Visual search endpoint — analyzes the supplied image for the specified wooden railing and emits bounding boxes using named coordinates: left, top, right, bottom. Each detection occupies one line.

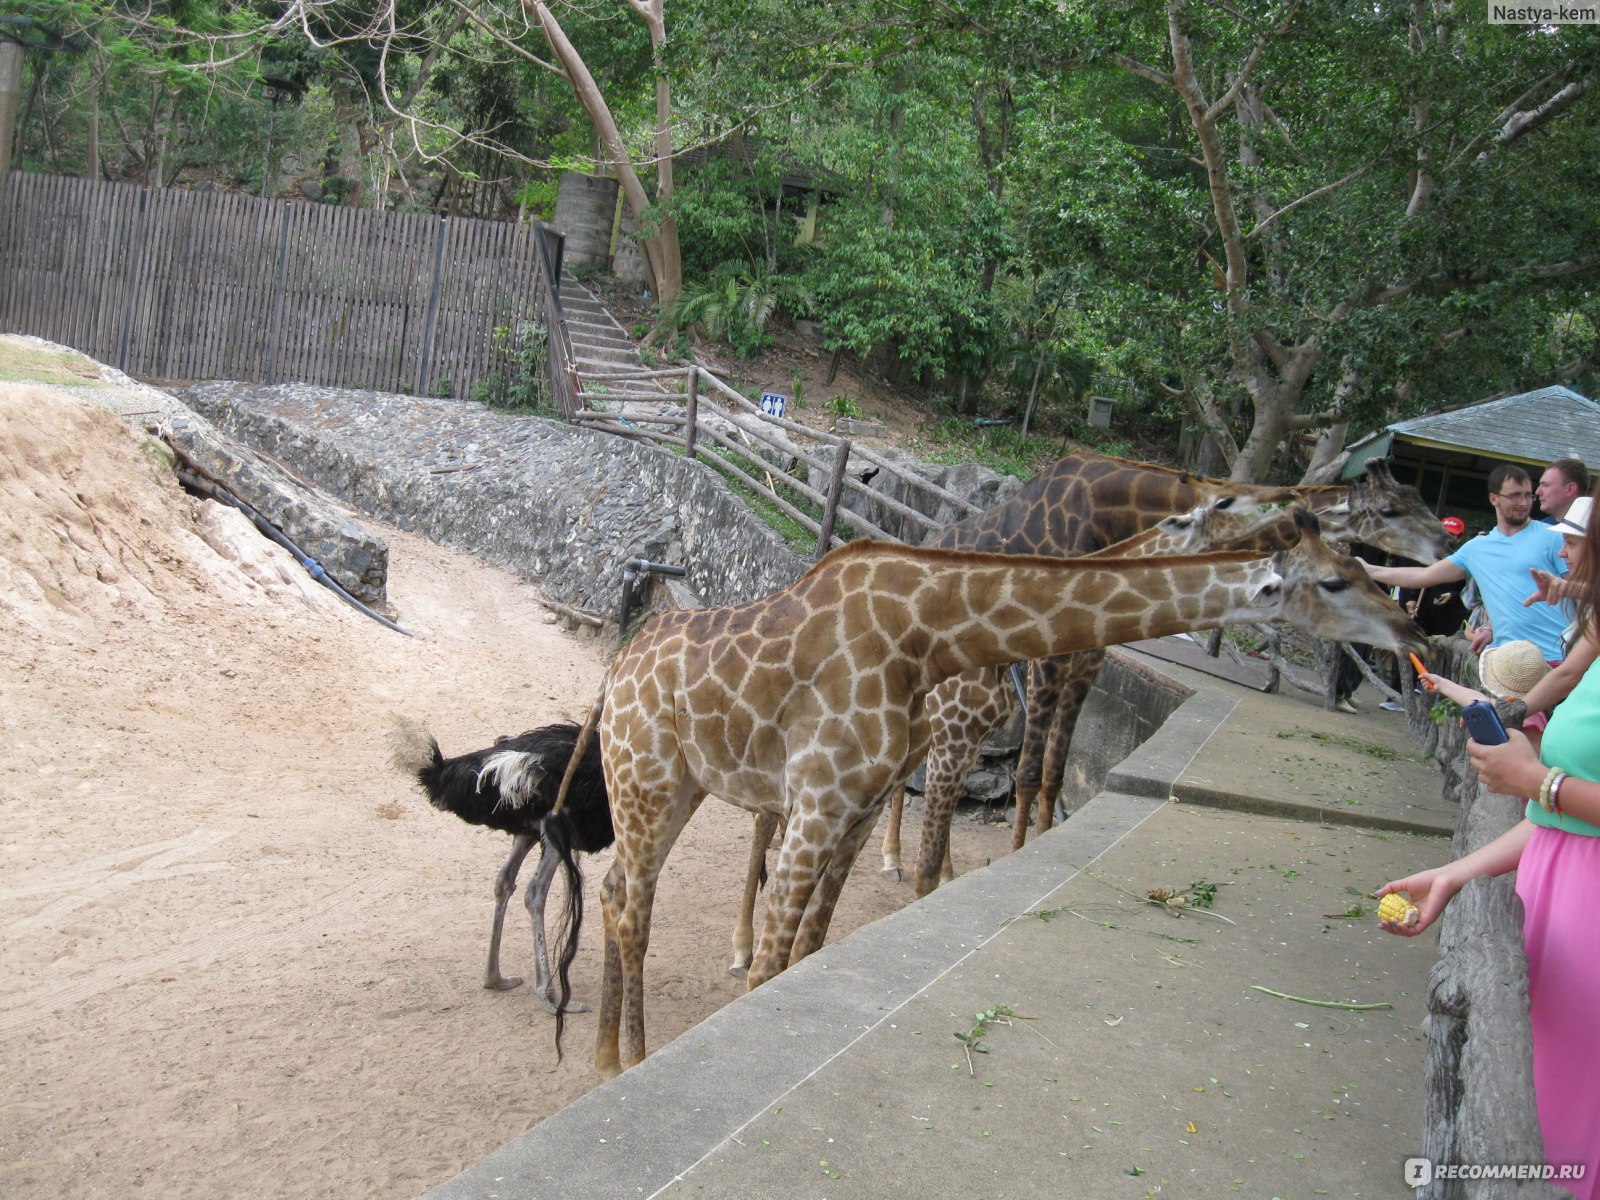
left=569, top=364, right=987, bottom=556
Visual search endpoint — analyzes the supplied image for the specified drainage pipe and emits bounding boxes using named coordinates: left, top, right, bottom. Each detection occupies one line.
left=174, top=467, right=413, bottom=637
left=618, top=557, right=687, bottom=633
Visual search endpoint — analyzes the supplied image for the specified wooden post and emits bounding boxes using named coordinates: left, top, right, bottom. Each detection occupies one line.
left=816, top=439, right=852, bottom=559
left=415, top=215, right=448, bottom=396
left=684, top=367, right=699, bottom=459
left=1205, top=627, right=1224, bottom=658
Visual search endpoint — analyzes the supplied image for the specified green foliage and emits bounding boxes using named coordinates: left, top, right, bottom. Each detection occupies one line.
left=826, top=394, right=862, bottom=420
left=661, top=266, right=814, bottom=359
left=475, top=321, right=553, bottom=413
left=954, top=1003, right=1016, bottom=1075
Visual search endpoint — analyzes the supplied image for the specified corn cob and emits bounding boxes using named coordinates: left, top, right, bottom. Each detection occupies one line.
left=1378, top=892, right=1420, bottom=926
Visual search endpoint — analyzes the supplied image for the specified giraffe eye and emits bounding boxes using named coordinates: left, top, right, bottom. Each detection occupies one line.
left=1215, top=495, right=1236, bottom=509
left=1320, top=578, right=1350, bottom=593
left=1381, top=508, right=1400, bottom=518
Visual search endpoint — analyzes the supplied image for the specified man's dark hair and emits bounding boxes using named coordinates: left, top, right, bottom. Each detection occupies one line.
left=1549, top=457, right=1589, bottom=492
left=1488, top=463, right=1531, bottom=494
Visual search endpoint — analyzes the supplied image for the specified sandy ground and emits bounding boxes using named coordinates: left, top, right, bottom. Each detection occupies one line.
left=0, top=382, right=1012, bottom=1199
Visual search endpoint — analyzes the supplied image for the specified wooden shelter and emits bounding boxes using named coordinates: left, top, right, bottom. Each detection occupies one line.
left=1341, top=384, right=1600, bottom=530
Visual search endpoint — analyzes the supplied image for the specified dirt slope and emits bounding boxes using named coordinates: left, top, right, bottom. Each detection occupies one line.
left=0, top=381, right=1010, bottom=1199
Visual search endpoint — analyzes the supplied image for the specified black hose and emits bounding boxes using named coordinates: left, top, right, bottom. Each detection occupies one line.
left=173, top=467, right=413, bottom=637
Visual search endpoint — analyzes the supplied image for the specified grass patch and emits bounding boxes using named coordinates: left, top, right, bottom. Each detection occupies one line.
left=0, top=338, right=106, bottom=387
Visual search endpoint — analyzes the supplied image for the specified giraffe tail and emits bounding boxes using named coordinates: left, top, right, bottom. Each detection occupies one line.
left=548, top=675, right=609, bottom=1064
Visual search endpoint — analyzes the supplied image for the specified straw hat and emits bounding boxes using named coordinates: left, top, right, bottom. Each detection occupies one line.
left=1478, top=640, right=1551, bottom=699
left=1554, top=496, right=1592, bottom=538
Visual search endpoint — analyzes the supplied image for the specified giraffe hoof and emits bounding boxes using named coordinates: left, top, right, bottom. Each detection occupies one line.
left=727, top=962, right=749, bottom=980
left=880, top=865, right=903, bottom=882
left=484, top=975, right=524, bottom=992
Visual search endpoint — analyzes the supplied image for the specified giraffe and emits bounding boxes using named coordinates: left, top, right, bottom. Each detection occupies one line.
left=869, top=452, right=1447, bottom=892
left=745, top=483, right=1299, bottom=966
left=544, top=510, right=1428, bottom=1077
left=875, top=491, right=1306, bottom=896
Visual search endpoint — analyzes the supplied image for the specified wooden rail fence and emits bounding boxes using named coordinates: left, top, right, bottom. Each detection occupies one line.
left=570, top=363, right=988, bottom=556
left=0, top=170, right=570, bottom=406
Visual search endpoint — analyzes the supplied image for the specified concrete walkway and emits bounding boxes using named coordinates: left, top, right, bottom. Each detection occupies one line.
left=425, top=656, right=1451, bottom=1200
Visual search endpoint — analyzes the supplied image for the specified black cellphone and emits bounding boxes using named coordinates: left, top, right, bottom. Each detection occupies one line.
left=1461, top=700, right=1509, bottom=746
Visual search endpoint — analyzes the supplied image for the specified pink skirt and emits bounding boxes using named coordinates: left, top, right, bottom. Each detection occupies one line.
left=1516, top=824, right=1600, bottom=1196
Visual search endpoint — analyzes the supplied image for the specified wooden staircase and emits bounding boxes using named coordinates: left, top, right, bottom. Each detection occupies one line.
left=556, top=274, right=677, bottom=409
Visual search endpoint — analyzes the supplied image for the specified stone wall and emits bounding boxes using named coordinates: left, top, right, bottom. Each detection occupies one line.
left=178, top=382, right=807, bottom=622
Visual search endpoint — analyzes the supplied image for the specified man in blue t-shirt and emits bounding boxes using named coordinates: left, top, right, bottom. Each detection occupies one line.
left=1363, top=464, right=1569, bottom=662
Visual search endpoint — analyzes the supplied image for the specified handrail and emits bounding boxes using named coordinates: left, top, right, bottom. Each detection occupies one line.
left=569, top=358, right=994, bottom=553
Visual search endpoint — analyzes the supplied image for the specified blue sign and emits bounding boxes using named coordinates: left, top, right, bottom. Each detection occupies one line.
left=759, top=392, right=787, bottom=419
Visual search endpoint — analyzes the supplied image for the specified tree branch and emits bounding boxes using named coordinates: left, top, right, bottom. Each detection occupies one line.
left=445, top=0, right=564, bottom=77
left=1496, top=74, right=1592, bottom=151
left=1112, top=53, right=1173, bottom=89
left=1244, top=162, right=1374, bottom=242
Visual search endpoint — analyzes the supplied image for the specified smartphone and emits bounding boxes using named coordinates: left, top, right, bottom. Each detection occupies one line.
left=1461, top=700, right=1509, bottom=745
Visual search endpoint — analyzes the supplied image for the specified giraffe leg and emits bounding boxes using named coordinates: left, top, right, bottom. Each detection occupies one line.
left=748, top=808, right=851, bottom=989
left=1032, top=660, right=1099, bottom=837
left=914, top=731, right=989, bottom=898
left=731, top=811, right=781, bottom=978
left=594, top=859, right=625, bottom=1079
left=484, top=833, right=537, bottom=991
left=1012, top=658, right=1069, bottom=851
left=878, top=783, right=906, bottom=881
left=915, top=668, right=1014, bottom=896
left=791, top=807, right=882, bottom=963
left=609, top=778, right=705, bottom=1073
left=527, top=838, right=590, bottom=1014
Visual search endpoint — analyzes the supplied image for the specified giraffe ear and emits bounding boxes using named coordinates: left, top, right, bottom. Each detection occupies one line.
left=1291, top=506, right=1322, bottom=539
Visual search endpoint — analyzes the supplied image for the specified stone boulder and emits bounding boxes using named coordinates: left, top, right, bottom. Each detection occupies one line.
left=163, top=410, right=389, bottom=608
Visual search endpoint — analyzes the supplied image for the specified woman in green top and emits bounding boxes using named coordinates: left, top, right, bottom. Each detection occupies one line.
left=1379, top=489, right=1599, bottom=1191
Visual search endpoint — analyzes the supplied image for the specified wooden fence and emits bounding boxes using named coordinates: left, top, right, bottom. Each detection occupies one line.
left=569, top=363, right=988, bottom=556
left=0, top=170, right=570, bottom=406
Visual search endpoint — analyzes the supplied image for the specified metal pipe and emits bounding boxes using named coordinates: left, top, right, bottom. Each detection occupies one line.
left=617, top=557, right=687, bottom=633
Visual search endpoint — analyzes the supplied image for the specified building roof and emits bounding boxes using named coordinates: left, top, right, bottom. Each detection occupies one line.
left=1386, top=384, right=1600, bottom=467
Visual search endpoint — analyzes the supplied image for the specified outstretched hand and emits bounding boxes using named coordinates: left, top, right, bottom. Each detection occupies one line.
left=1375, top=870, right=1459, bottom=937
left=1423, top=672, right=1486, bottom=708
left=1524, top=567, right=1565, bottom=607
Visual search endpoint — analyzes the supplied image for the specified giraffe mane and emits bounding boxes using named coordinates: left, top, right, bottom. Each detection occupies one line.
left=804, top=537, right=1282, bottom=578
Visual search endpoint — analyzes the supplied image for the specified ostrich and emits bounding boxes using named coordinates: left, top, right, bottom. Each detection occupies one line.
left=390, top=717, right=611, bottom=1015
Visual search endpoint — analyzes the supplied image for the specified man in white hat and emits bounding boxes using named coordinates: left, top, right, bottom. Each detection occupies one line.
left=1363, top=463, right=1568, bottom=662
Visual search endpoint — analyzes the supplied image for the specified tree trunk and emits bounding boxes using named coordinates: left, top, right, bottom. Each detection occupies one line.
left=329, top=79, right=368, bottom=208
left=86, top=62, right=101, bottom=181
left=0, top=39, right=23, bottom=179
left=525, top=0, right=682, bottom=303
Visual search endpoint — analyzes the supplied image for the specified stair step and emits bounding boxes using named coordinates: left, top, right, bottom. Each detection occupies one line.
left=566, top=323, right=635, bottom=345
left=574, top=350, right=650, bottom=369
left=566, top=318, right=630, bottom=339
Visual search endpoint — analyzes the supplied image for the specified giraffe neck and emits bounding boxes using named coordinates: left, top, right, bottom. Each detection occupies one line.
left=816, top=543, right=1275, bottom=685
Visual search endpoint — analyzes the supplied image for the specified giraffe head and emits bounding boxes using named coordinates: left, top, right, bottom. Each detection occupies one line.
left=1142, top=491, right=1304, bottom=554
left=1314, top=460, right=1449, bottom=563
left=1256, top=508, right=1429, bottom=652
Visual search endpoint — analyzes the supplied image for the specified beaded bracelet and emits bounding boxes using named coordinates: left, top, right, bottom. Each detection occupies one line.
left=1538, top=766, right=1566, bottom=814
